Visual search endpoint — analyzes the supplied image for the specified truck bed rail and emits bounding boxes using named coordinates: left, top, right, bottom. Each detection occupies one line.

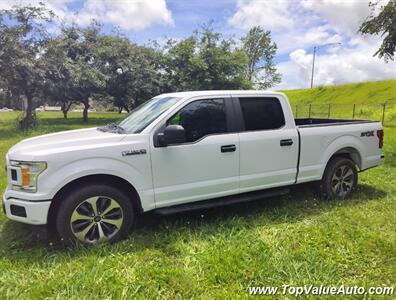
left=296, top=118, right=379, bottom=128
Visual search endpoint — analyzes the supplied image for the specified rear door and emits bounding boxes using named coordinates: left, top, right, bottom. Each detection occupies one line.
left=235, top=96, right=299, bottom=192
left=150, top=96, right=240, bottom=207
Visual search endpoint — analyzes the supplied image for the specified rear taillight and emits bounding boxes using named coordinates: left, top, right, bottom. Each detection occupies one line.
left=377, top=129, right=384, bottom=148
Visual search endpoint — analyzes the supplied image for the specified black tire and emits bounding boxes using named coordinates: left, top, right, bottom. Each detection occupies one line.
left=317, top=157, right=358, bottom=200
left=56, top=184, right=134, bottom=245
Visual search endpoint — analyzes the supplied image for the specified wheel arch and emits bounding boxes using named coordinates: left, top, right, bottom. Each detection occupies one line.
left=322, top=146, right=362, bottom=180
left=328, top=147, right=362, bottom=169
left=47, top=174, right=143, bottom=230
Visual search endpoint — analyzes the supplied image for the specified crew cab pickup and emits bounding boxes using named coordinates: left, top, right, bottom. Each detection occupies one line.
left=3, top=91, right=384, bottom=245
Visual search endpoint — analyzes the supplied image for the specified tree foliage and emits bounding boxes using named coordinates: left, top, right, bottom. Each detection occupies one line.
left=97, top=35, right=162, bottom=113
left=0, top=3, right=54, bottom=129
left=163, top=24, right=251, bottom=91
left=46, top=24, right=107, bottom=122
left=0, top=4, right=282, bottom=128
left=241, top=26, right=281, bottom=89
left=359, top=0, right=396, bottom=62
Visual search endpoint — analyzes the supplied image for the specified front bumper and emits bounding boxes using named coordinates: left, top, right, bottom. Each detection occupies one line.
left=2, top=193, right=51, bottom=225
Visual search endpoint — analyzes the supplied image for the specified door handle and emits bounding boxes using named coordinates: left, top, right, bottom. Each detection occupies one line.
left=221, top=144, right=236, bottom=152
left=280, top=139, right=293, bottom=146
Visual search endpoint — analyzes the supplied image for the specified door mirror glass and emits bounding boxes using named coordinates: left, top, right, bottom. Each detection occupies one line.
left=158, top=125, right=186, bottom=146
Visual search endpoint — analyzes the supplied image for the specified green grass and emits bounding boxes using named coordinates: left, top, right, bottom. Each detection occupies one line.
left=282, top=79, right=396, bottom=105
left=0, top=99, right=396, bottom=298
left=282, top=79, right=396, bottom=123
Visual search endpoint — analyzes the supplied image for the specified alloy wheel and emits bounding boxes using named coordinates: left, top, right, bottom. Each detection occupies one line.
left=70, top=196, right=123, bottom=243
left=331, top=165, right=354, bottom=197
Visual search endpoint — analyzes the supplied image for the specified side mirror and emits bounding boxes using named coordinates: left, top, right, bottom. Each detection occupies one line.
left=158, top=124, right=186, bottom=146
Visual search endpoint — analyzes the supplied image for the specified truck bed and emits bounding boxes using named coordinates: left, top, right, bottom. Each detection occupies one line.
left=295, top=118, right=379, bottom=128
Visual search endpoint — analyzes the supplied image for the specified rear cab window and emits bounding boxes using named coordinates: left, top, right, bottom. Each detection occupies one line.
left=238, top=97, right=285, bottom=131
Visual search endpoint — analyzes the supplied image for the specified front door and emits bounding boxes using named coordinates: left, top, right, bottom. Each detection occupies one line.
left=150, top=97, right=239, bottom=207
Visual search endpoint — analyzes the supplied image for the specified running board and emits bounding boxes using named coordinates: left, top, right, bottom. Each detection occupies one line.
left=154, top=187, right=290, bottom=215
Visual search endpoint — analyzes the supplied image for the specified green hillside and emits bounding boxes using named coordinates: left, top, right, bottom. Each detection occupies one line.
left=280, top=80, right=396, bottom=123
left=281, top=79, right=396, bottom=105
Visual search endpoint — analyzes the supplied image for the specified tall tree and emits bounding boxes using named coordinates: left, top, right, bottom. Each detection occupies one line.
left=198, top=25, right=250, bottom=90
left=45, top=24, right=106, bottom=122
left=359, top=0, right=396, bottom=62
left=44, top=26, right=79, bottom=119
left=163, top=24, right=251, bottom=91
left=97, top=35, right=161, bottom=112
left=76, top=24, right=107, bottom=122
left=241, top=26, right=281, bottom=89
left=0, top=4, right=54, bottom=129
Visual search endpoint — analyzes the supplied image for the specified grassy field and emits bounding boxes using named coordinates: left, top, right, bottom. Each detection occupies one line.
left=282, top=79, right=396, bottom=124
left=282, top=79, right=396, bottom=105
left=0, top=92, right=396, bottom=298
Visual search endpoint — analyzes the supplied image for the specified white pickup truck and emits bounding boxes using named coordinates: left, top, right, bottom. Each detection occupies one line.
left=3, top=91, right=384, bottom=245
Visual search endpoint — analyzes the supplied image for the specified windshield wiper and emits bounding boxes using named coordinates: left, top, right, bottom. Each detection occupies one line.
left=97, top=122, right=125, bottom=134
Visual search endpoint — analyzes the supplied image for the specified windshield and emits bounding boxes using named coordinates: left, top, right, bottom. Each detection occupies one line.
left=116, top=96, right=181, bottom=133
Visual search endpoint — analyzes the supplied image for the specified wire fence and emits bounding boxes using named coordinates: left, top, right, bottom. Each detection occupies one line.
left=292, top=102, right=396, bottom=126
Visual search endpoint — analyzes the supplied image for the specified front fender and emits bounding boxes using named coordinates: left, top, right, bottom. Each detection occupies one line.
left=38, top=157, right=154, bottom=211
left=4, top=157, right=156, bottom=212
left=45, top=158, right=142, bottom=192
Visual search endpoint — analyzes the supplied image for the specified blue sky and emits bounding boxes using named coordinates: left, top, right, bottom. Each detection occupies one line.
left=2, top=0, right=395, bottom=89
left=66, top=0, right=243, bottom=45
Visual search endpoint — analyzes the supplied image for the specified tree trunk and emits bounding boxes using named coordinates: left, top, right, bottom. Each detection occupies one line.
left=61, top=101, right=73, bottom=119
left=82, top=99, right=89, bottom=123
left=118, top=106, right=122, bottom=113
left=123, top=104, right=130, bottom=113
left=20, top=93, right=36, bottom=130
left=26, top=94, right=34, bottom=118
left=61, top=102, right=68, bottom=119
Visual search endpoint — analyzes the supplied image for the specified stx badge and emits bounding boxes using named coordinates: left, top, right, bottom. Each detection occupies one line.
left=361, top=131, right=374, bottom=137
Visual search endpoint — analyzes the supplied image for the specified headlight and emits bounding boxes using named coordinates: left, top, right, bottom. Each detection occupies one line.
left=9, top=161, right=47, bottom=192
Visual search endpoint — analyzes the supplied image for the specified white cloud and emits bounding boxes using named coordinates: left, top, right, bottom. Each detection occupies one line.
left=229, top=0, right=294, bottom=31
left=300, top=0, right=389, bottom=36
left=1, top=0, right=174, bottom=31
left=276, top=25, right=342, bottom=54
left=228, top=0, right=345, bottom=54
left=229, top=0, right=395, bottom=89
left=229, top=0, right=357, bottom=33
left=277, top=40, right=396, bottom=89
left=74, top=0, right=174, bottom=30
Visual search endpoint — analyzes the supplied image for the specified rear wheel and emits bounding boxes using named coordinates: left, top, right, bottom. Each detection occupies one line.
left=56, top=184, right=134, bottom=245
left=317, top=157, right=358, bottom=200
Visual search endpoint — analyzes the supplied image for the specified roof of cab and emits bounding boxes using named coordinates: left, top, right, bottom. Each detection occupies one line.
left=159, top=90, right=285, bottom=98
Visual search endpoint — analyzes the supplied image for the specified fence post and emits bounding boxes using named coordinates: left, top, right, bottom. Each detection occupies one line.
left=295, top=105, right=298, bottom=118
left=328, top=104, right=331, bottom=118
left=382, top=103, right=386, bottom=124
left=308, top=104, right=312, bottom=118
left=352, top=104, right=356, bottom=119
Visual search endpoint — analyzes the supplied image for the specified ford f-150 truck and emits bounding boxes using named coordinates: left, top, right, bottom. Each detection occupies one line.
left=3, top=91, right=384, bottom=245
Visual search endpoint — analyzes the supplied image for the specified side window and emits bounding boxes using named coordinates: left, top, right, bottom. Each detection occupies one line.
left=168, top=98, right=227, bottom=143
left=239, top=97, right=285, bottom=131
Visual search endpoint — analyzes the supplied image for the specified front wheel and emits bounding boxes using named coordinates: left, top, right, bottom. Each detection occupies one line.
left=317, top=157, right=358, bottom=200
left=56, top=184, right=134, bottom=245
